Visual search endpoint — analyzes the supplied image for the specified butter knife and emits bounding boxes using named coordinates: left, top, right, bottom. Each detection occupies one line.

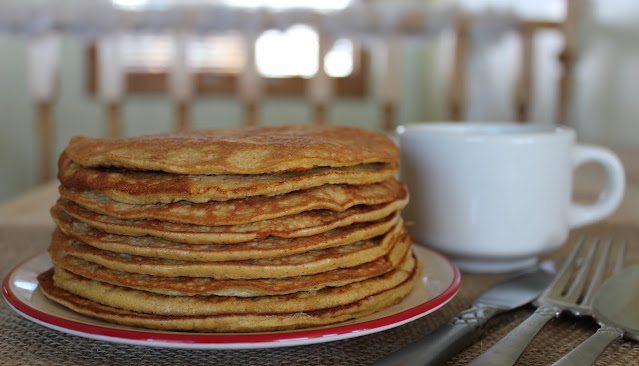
left=372, top=266, right=554, bottom=366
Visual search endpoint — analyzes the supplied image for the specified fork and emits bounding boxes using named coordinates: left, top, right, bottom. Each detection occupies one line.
left=468, top=236, right=627, bottom=366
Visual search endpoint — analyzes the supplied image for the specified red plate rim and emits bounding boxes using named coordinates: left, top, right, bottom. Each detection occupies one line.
left=3, top=247, right=461, bottom=346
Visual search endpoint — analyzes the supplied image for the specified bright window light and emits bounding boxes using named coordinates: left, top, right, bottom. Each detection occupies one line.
left=112, top=0, right=173, bottom=11
left=221, top=0, right=351, bottom=11
left=111, top=0, right=357, bottom=79
left=256, top=24, right=319, bottom=78
left=112, top=0, right=351, bottom=11
left=111, top=0, right=148, bottom=10
left=325, top=38, right=354, bottom=77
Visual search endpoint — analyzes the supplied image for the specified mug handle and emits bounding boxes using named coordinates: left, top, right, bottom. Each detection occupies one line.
left=568, top=144, right=625, bottom=228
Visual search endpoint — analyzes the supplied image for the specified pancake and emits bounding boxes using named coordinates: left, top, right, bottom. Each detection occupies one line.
left=51, top=250, right=414, bottom=316
left=58, top=179, right=403, bottom=226
left=49, top=222, right=405, bottom=279
left=58, top=153, right=398, bottom=204
left=52, top=207, right=401, bottom=261
left=63, top=125, right=399, bottom=175
left=38, top=258, right=418, bottom=332
left=54, top=186, right=408, bottom=244
left=49, top=233, right=412, bottom=297
left=42, top=125, right=417, bottom=333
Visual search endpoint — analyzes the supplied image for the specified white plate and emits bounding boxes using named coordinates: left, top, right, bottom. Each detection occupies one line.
left=2, top=244, right=460, bottom=349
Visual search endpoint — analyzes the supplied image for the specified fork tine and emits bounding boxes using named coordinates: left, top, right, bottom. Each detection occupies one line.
left=581, top=238, right=612, bottom=305
left=563, top=238, right=599, bottom=302
left=546, top=236, right=586, bottom=297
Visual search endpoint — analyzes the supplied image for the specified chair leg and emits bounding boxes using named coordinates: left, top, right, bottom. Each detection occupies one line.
left=383, top=102, right=396, bottom=132
left=107, top=102, right=121, bottom=137
left=447, top=18, right=469, bottom=121
left=176, top=101, right=190, bottom=130
left=515, top=23, right=534, bottom=123
left=37, top=101, right=54, bottom=183
left=313, top=103, right=327, bottom=125
left=244, top=100, right=258, bottom=126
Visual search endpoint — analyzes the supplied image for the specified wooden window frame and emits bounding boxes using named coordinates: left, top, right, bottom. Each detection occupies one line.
left=87, top=44, right=369, bottom=98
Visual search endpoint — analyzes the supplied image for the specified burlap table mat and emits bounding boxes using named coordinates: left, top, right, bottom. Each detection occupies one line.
left=2, top=224, right=638, bottom=366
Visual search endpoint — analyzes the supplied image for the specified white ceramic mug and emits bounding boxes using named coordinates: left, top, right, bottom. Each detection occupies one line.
left=398, top=122, right=626, bottom=272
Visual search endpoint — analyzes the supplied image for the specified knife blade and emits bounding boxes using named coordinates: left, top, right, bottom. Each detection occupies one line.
left=372, top=265, right=554, bottom=366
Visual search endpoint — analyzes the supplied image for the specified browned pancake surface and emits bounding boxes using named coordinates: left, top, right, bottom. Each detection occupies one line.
left=49, top=222, right=404, bottom=278
left=58, top=153, right=397, bottom=204
left=63, top=125, right=399, bottom=175
left=54, top=186, right=407, bottom=244
left=52, top=207, right=400, bottom=261
left=59, top=179, right=403, bottom=225
left=50, top=250, right=415, bottom=316
left=45, top=125, right=415, bottom=333
left=50, top=233, right=412, bottom=297
left=37, top=258, right=418, bottom=332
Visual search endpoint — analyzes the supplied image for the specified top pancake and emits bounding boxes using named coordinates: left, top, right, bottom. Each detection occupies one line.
left=58, top=153, right=397, bottom=204
left=64, top=125, right=399, bottom=175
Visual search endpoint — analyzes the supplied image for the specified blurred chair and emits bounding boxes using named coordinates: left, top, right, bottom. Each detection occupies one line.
left=446, top=3, right=579, bottom=124
left=31, top=1, right=578, bottom=183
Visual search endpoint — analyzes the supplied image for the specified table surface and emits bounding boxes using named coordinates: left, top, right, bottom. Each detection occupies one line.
left=1, top=148, right=638, bottom=366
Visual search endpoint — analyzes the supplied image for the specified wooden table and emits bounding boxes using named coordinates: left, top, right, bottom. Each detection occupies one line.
left=1, top=148, right=638, bottom=366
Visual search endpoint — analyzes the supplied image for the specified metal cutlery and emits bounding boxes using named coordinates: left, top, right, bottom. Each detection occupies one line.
left=372, top=265, right=553, bottom=366
left=469, top=236, right=628, bottom=366
left=552, top=263, right=639, bottom=366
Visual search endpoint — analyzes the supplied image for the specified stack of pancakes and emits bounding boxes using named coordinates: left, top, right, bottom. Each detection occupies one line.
left=38, top=125, right=419, bottom=332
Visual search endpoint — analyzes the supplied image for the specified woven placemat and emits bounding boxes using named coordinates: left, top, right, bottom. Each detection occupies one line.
left=2, top=224, right=638, bottom=366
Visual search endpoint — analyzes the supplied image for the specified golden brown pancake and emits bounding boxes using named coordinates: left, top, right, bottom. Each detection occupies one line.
left=51, top=251, right=414, bottom=316
left=58, top=153, right=398, bottom=204
left=49, top=222, right=404, bottom=279
left=63, top=125, right=399, bottom=175
left=52, top=206, right=401, bottom=261
left=58, top=179, right=403, bottom=226
left=54, top=186, right=408, bottom=244
left=49, top=233, right=412, bottom=297
left=38, top=258, right=418, bottom=332
left=42, top=125, right=417, bottom=333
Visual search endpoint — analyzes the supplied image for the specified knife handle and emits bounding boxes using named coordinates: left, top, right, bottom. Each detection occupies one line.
left=467, top=304, right=561, bottom=366
left=372, top=305, right=501, bottom=366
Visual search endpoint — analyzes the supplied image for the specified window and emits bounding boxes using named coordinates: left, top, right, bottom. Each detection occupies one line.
left=88, top=0, right=367, bottom=97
